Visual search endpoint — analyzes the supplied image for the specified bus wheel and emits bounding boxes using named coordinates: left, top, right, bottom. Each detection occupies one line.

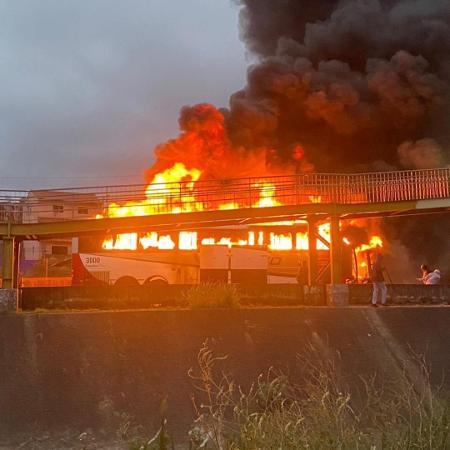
left=144, top=276, right=168, bottom=286
left=115, top=276, right=140, bottom=287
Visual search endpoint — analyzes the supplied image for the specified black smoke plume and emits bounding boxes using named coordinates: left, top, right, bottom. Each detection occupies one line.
left=151, top=0, right=450, bottom=278
left=229, top=0, right=450, bottom=171
left=228, top=0, right=450, bottom=278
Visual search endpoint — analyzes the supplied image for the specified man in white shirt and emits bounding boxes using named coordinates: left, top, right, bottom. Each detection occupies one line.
left=419, top=265, right=441, bottom=285
left=426, top=269, right=441, bottom=285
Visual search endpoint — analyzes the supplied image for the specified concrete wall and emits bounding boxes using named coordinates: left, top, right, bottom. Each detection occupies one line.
left=0, top=307, right=449, bottom=445
left=0, top=289, right=16, bottom=311
left=349, top=284, right=450, bottom=304
left=19, top=284, right=449, bottom=310
left=20, top=284, right=327, bottom=310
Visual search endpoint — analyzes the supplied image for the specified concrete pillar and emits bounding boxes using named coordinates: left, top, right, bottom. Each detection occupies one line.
left=330, top=216, right=342, bottom=285
left=13, top=239, right=20, bottom=289
left=1, top=237, right=16, bottom=289
left=307, top=218, right=317, bottom=285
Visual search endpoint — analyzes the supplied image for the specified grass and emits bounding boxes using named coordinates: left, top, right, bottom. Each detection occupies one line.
left=184, top=343, right=450, bottom=450
left=12, top=344, right=449, bottom=449
left=128, top=421, right=172, bottom=450
left=44, top=339, right=446, bottom=449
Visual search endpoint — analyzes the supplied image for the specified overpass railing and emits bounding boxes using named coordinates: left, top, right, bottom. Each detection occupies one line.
left=0, top=168, right=449, bottom=222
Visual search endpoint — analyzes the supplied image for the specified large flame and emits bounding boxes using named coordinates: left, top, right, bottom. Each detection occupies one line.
left=101, top=161, right=311, bottom=222
left=99, top=161, right=383, bottom=263
left=104, top=162, right=202, bottom=219
left=94, top=102, right=387, bottom=285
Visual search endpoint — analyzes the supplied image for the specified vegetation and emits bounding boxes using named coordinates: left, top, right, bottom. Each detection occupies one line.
left=14, top=343, right=449, bottom=449
left=128, top=421, right=172, bottom=450
left=183, top=344, right=450, bottom=450
left=181, top=283, right=241, bottom=309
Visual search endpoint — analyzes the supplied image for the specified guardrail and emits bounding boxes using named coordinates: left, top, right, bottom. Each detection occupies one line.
left=1, top=168, right=449, bottom=223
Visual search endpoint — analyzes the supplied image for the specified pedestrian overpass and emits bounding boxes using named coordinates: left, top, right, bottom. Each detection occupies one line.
left=1, top=168, right=449, bottom=289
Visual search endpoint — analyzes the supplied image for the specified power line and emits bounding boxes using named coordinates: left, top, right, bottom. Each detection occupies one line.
left=0, top=174, right=142, bottom=180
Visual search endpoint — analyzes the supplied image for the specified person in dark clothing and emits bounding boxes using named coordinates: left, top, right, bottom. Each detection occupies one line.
left=371, top=253, right=387, bottom=306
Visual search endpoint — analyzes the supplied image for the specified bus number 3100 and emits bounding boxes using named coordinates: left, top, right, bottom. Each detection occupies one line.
left=85, top=257, right=101, bottom=265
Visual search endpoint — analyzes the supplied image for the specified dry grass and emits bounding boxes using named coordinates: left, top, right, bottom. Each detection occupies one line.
left=186, top=343, right=450, bottom=450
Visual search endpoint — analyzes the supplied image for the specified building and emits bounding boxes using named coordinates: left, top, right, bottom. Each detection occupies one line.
left=0, top=202, right=23, bottom=224
left=21, top=190, right=102, bottom=263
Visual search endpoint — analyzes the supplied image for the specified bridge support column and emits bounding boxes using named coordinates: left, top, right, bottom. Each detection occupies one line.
left=1, top=237, right=18, bottom=312
left=330, top=216, right=342, bottom=285
left=1, top=237, right=17, bottom=289
left=307, top=218, right=317, bottom=285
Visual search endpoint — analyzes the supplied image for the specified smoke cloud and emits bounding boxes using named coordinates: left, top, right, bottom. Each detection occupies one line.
left=226, top=0, right=450, bottom=171
left=154, top=0, right=449, bottom=174
left=398, top=138, right=444, bottom=169
left=149, top=0, right=450, bottom=278
left=237, top=0, right=339, bottom=57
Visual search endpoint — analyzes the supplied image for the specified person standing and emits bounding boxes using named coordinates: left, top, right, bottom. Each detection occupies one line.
left=296, top=260, right=308, bottom=303
left=371, top=253, right=387, bottom=307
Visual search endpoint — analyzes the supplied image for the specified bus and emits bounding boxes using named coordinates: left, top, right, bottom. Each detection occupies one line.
left=72, top=224, right=353, bottom=286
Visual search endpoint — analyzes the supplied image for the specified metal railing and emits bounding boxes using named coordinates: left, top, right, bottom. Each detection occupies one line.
left=0, top=168, right=448, bottom=223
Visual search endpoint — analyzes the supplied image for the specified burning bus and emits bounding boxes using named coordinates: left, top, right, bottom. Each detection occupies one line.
left=72, top=223, right=358, bottom=286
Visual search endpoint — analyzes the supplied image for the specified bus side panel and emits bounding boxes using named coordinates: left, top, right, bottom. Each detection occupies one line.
left=230, top=247, right=267, bottom=284
left=72, top=253, right=105, bottom=286
left=73, top=253, right=198, bottom=285
left=199, top=247, right=229, bottom=283
left=199, top=246, right=268, bottom=284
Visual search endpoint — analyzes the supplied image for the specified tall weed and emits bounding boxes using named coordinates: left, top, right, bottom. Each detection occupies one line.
left=187, top=342, right=450, bottom=450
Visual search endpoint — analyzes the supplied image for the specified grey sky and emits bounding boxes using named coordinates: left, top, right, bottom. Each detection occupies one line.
left=0, top=0, right=247, bottom=189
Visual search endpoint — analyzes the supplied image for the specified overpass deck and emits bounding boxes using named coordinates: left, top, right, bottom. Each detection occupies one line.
left=0, top=168, right=449, bottom=238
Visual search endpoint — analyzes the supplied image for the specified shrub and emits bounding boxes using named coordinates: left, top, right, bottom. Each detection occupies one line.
left=182, top=283, right=241, bottom=309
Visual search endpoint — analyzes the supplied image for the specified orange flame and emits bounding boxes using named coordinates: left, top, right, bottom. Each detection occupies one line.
left=269, top=233, right=292, bottom=250
left=354, top=235, right=384, bottom=280
left=179, top=231, right=198, bottom=250
left=140, top=232, right=176, bottom=250
left=253, top=183, right=281, bottom=208
left=100, top=161, right=383, bottom=255
left=308, top=195, right=322, bottom=204
left=356, top=235, right=383, bottom=253
left=102, top=233, right=137, bottom=250
left=105, top=162, right=202, bottom=219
